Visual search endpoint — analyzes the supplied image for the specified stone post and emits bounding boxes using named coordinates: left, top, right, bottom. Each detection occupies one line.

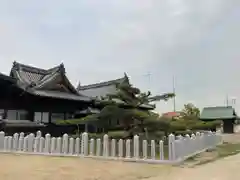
left=159, top=140, right=164, bottom=160
left=13, top=133, right=19, bottom=151
left=75, top=137, right=80, bottom=155
left=118, top=139, right=123, bottom=158
left=96, top=138, right=101, bottom=156
left=39, top=137, right=45, bottom=153
left=90, top=138, right=95, bottom=156
left=56, top=137, right=62, bottom=154
left=34, top=137, right=40, bottom=153
left=151, top=140, right=156, bottom=160
left=23, top=136, right=28, bottom=152
left=168, top=134, right=176, bottom=161
left=133, top=135, right=139, bottom=159
left=62, top=134, right=69, bottom=154
left=44, top=134, right=51, bottom=153
left=4, top=136, right=8, bottom=151
left=80, top=133, right=84, bottom=156
left=36, top=131, right=42, bottom=138
left=8, top=136, right=13, bottom=151
left=18, top=133, right=24, bottom=151
left=83, top=132, right=89, bottom=156
left=69, top=138, right=74, bottom=155
left=125, top=139, right=131, bottom=158
left=0, top=131, right=5, bottom=150
left=111, top=139, right=116, bottom=157
left=27, top=133, right=35, bottom=152
left=103, top=134, right=109, bottom=157
left=142, top=140, right=148, bottom=159
left=50, top=137, right=56, bottom=153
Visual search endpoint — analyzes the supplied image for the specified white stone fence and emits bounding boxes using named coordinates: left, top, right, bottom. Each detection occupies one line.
left=0, top=130, right=222, bottom=164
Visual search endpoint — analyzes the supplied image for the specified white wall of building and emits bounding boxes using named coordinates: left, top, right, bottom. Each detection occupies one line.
left=6, top=110, right=28, bottom=120
left=34, top=112, right=49, bottom=123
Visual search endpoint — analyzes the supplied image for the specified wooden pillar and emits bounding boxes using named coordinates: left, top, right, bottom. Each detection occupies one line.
left=85, top=123, right=88, bottom=132
left=48, top=112, right=52, bottom=123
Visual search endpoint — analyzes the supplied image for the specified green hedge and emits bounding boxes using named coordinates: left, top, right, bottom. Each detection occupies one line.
left=86, top=131, right=126, bottom=139
left=174, top=130, right=206, bottom=136
left=169, top=120, right=221, bottom=132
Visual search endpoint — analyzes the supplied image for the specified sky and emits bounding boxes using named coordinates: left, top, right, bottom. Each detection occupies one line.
left=0, top=0, right=240, bottom=114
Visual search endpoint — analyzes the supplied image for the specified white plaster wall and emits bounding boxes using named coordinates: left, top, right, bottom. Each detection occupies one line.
left=7, top=110, right=17, bottom=120
left=34, top=112, right=42, bottom=123
left=42, top=112, right=49, bottom=123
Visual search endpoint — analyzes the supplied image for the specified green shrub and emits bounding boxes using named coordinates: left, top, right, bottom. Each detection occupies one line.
left=168, top=119, right=221, bottom=133
left=139, top=131, right=165, bottom=140
left=107, top=131, right=126, bottom=139
left=174, top=130, right=194, bottom=136
left=190, top=121, right=208, bottom=130
left=169, top=120, right=187, bottom=131
left=84, top=131, right=126, bottom=139
left=106, top=125, right=125, bottom=131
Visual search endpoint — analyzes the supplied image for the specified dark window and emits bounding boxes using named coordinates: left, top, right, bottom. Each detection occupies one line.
left=116, top=119, right=120, bottom=125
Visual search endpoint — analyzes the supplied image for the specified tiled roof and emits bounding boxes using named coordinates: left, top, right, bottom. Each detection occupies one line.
left=77, top=77, right=126, bottom=90
left=200, top=106, right=237, bottom=120
left=77, top=74, right=154, bottom=109
left=77, top=75, right=128, bottom=99
left=162, top=111, right=181, bottom=117
left=30, top=89, right=91, bottom=101
left=10, top=61, right=65, bottom=87
left=9, top=61, right=89, bottom=101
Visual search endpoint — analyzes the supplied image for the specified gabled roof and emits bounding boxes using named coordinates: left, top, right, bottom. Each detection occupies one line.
left=77, top=73, right=128, bottom=99
left=77, top=73, right=154, bottom=109
left=9, top=61, right=91, bottom=102
left=200, top=106, right=237, bottom=120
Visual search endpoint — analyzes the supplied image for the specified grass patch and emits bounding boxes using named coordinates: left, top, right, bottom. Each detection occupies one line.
left=216, top=142, right=240, bottom=158
left=185, top=142, right=240, bottom=166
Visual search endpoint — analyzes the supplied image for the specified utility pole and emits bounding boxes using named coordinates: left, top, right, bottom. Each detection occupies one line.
left=173, top=76, right=176, bottom=112
left=226, top=95, right=229, bottom=106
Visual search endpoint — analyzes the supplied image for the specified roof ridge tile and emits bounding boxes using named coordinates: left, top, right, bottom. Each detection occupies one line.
left=78, top=76, right=126, bottom=90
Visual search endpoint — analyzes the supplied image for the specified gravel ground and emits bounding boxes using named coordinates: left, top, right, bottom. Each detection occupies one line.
left=149, top=152, right=240, bottom=180
left=0, top=154, right=174, bottom=180
left=0, top=152, right=239, bottom=180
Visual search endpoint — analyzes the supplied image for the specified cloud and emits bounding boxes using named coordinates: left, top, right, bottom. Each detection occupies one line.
left=0, top=0, right=239, bottom=113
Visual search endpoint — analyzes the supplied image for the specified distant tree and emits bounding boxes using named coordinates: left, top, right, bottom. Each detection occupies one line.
left=181, top=103, right=200, bottom=120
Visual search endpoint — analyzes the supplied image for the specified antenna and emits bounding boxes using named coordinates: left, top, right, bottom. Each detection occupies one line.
left=226, top=94, right=229, bottom=106
left=143, top=71, right=151, bottom=90
left=173, top=76, right=176, bottom=112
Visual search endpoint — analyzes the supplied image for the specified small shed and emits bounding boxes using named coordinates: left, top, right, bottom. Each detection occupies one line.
left=200, top=106, right=237, bottom=133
